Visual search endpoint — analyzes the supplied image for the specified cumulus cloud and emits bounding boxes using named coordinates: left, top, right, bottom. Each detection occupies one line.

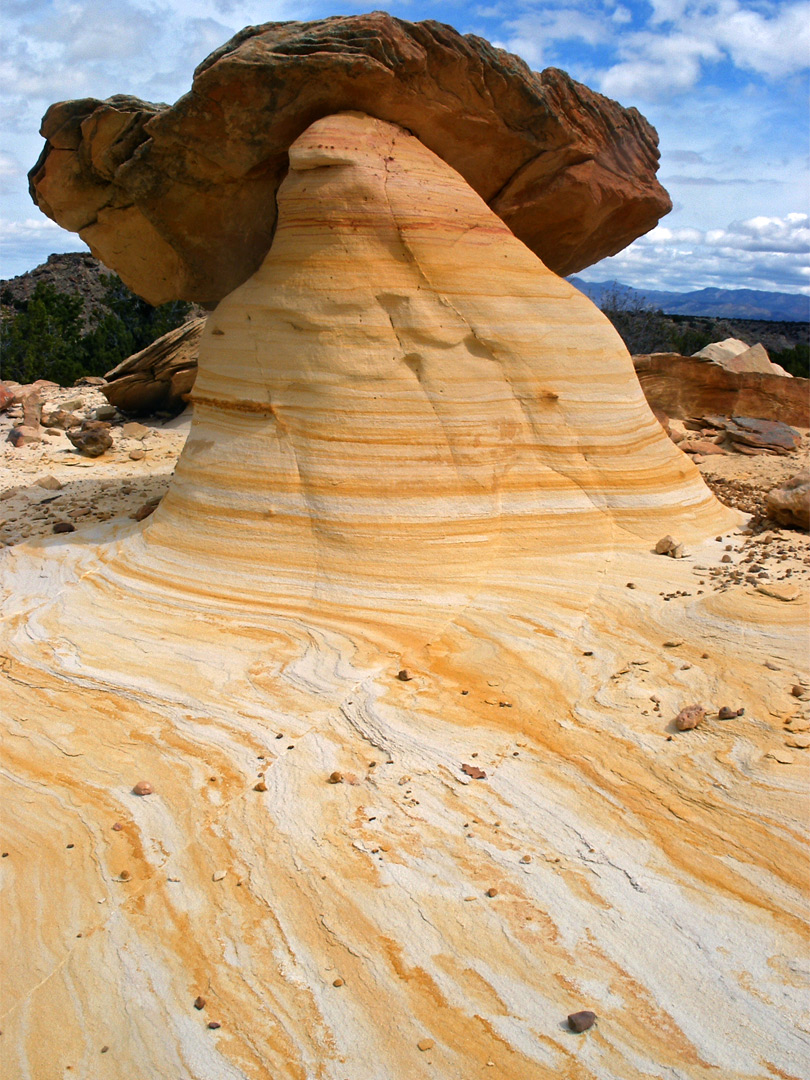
left=580, top=213, right=810, bottom=294
left=599, top=0, right=810, bottom=99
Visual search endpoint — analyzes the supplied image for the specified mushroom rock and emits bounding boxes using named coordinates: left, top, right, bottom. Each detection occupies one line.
left=28, top=13, right=671, bottom=306
left=2, top=112, right=807, bottom=1080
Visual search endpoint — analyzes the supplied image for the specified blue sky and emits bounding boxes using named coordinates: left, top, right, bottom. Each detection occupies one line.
left=1, top=1, right=808, bottom=295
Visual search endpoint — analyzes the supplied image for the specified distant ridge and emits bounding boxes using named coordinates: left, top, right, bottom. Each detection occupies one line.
left=569, top=277, right=810, bottom=322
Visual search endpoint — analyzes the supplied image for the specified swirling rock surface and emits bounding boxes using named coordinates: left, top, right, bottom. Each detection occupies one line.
left=28, top=13, right=670, bottom=305
left=2, top=114, right=807, bottom=1080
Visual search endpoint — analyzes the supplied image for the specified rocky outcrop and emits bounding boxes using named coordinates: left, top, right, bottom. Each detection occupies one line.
left=766, top=468, right=810, bottom=529
left=693, top=337, right=790, bottom=377
left=103, top=317, right=204, bottom=414
left=28, top=14, right=670, bottom=305
left=633, top=353, right=809, bottom=427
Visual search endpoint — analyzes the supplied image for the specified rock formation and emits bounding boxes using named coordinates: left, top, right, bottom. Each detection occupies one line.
left=766, top=468, right=810, bottom=529
left=103, top=316, right=204, bottom=414
left=634, top=352, right=809, bottom=427
left=693, top=337, right=791, bottom=376
left=28, top=13, right=670, bottom=305
left=3, top=34, right=808, bottom=1080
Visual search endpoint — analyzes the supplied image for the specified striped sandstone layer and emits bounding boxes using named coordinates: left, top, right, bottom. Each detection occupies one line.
left=1, top=115, right=807, bottom=1079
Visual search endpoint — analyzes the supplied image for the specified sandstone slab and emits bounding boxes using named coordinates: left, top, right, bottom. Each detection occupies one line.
left=633, top=353, right=809, bottom=428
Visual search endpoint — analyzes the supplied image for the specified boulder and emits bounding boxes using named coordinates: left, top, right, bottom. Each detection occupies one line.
left=692, top=339, right=788, bottom=377
left=765, top=469, right=810, bottom=530
left=28, top=14, right=670, bottom=305
left=103, top=317, right=205, bottom=415
left=0, top=386, right=14, bottom=413
left=6, top=424, right=41, bottom=447
left=66, top=419, right=113, bottom=457
left=633, top=353, right=809, bottom=428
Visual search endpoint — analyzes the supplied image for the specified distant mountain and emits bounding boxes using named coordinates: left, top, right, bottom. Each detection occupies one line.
left=569, top=277, right=810, bottom=323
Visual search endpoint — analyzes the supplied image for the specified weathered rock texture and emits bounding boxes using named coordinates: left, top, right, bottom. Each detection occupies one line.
left=633, top=353, right=809, bottom=427
left=766, top=468, right=810, bottom=530
left=3, top=115, right=807, bottom=1080
left=28, top=13, right=670, bottom=305
left=103, top=317, right=204, bottom=414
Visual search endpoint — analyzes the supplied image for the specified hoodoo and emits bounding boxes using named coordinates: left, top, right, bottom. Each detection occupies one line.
left=3, top=16, right=807, bottom=1080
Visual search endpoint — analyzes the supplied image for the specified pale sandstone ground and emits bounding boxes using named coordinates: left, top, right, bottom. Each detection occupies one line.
left=1, top=114, right=808, bottom=1080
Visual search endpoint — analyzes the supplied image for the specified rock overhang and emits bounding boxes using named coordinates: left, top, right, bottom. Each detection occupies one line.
left=28, top=12, right=671, bottom=306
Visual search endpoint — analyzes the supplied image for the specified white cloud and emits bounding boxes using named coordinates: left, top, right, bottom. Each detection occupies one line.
left=580, top=212, right=810, bottom=294
left=599, top=0, right=810, bottom=99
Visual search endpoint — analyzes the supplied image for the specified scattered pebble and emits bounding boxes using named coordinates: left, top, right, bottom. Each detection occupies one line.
left=111, top=822, right=122, bottom=831
left=100, top=1045, right=109, bottom=1054
left=718, top=706, right=744, bottom=720
left=132, top=780, right=153, bottom=796
left=791, top=685, right=805, bottom=698
left=417, top=1038, right=435, bottom=1051
left=52, top=521, right=76, bottom=534
left=212, top=870, right=227, bottom=882
left=332, top=978, right=344, bottom=987
left=207, top=1021, right=221, bottom=1030
left=674, top=704, right=706, bottom=731
left=567, top=1010, right=597, bottom=1033
left=194, top=996, right=206, bottom=1010
left=485, top=887, right=498, bottom=897
left=519, top=854, right=532, bottom=864
left=397, top=669, right=412, bottom=681
left=461, top=763, right=486, bottom=780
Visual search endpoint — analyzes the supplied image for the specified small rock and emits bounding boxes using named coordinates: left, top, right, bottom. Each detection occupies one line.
left=253, top=780, right=267, bottom=791
left=461, top=763, right=486, bottom=779
left=332, top=978, right=344, bottom=987
left=655, top=535, right=677, bottom=555
left=567, top=1010, right=596, bottom=1033
left=328, top=771, right=344, bottom=784
left=67, top=420, right=113, bottom=458
left=129, top=449, right=146, bottom=461
left=194, top=996, right=206, bottom=1010
left=207, top=1021, right=221, bottom=1030
left=674, top=704, right=705, bottom=731
left=397, top=669, right=413, bottom=681
left=94, top=405, right=117, bottom=421
left=721, top=554, right=732, bottom=563
left=417, top=1039, right=435, bottom=1051
left=718, top=706, right=744, bottom=720
left=626, top=582, right=636, bottom=589
left=663, top=640, right=683, bottom=648
left=7, top=425, right=41, bottom=447
left=122, top=421, right=151, bottom=439
left=485, top=887, right=498, bottom=897
left=133, top=497, right=161, bottom=521
left=519, top=854, right=532, bottom=864
left=100, top=1045, right=109, bottom=1054
left=111, top=822, right=122, bottom=831
left=671, top=543, right=686, bottom=559
left=35, top=475, right=63, bottom=490
left=791, top=685, right=805, bottom=697
left=212, top=870, right=227, bottom=882
left=118, top=869, right=131, bottom=881
left=132, top=780, right=153, bottom=795
left=53, top=521, right=76, bottom=534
